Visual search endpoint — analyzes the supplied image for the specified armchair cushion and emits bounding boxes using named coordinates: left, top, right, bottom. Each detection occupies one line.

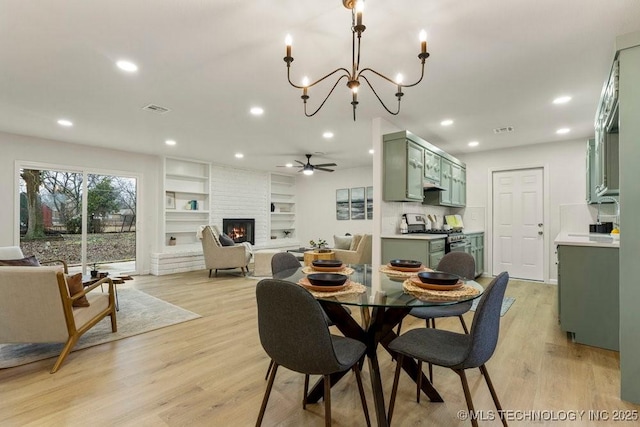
left=219, top=233, right=235, bottom=247
left=349, top=235, right=362, bottom=251
left=0, top=255, right=41, bottom=267
left=333, top=235, right=353, bottom=250
left=66, top=273, right=90, bottom=307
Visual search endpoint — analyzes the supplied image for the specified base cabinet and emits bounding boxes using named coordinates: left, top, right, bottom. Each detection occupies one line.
left=467, top=232, right=484, bottom=278
left=557, top=245, right=619, bottom=351
left=381, top=238, right=445, bottom=269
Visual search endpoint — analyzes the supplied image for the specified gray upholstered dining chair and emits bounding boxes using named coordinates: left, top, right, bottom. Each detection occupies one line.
left=255, top=279, right=371, bottom=427
left=396, top=251, right=476, bottom=384
left=270, top=252, right=301, bottom=276
left=387, top=272, right=510, bottom=427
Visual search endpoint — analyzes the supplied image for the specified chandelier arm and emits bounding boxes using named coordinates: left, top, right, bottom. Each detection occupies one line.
left=288, top=66, right=352, bottom=89
left=358, top=61, right=426, bottom=88
left=304, top=74, right=350, bottom=117
left=360, top=75, right=400, bottom=115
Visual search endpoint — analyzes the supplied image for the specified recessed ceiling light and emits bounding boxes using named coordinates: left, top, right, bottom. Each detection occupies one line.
left=323, top=131, right=334, bottom=139
left=57, top=119, right=73, bottom=127
left=468, top=141, right=479, bottom=147
left=235, top=153, right=244, bottom=158
left=369, top=149, right=375, bottom=154
left=116, top=60, right=138, bottom=72
left=250, top=107, right=264, bottom=116
left=553, top=96, right=572, bottom=104
left=440, top=119, right=454, bottom=126
left=165, top=139, right=176, bottom=146
left=285, top=163, right=293, bottom=168
left=556, top=128, right=571, bottom=134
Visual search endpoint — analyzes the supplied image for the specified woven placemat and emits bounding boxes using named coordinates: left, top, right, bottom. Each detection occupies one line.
left=403, top=279, right=480, bottom=301
left=379, top=264, right=432, bottom=278
left=298, top=280, right=366, bottom=298
left=302, top=266, right=355, bottom=275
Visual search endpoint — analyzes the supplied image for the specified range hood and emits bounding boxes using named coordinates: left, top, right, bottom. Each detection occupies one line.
left=423, top=181, right=446, bottom=191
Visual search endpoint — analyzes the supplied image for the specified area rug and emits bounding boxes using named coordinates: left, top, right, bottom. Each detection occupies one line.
left=469, top=296, right=515, bottom=316
left=0, top=288, right=201, bottom=369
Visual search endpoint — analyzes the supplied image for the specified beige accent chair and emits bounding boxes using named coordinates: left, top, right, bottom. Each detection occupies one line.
left=0, top=266, right=117, bottom=373
left=201, top=225, right=252, bottom=277
left=332, top=234, right=372, bottom=264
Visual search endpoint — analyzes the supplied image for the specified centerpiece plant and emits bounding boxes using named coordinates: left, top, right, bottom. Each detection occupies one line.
left=309, top=238, right=329, bottom=253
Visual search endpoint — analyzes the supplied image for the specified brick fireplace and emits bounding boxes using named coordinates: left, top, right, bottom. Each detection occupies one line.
left=222, top=218, right=255, bottom=245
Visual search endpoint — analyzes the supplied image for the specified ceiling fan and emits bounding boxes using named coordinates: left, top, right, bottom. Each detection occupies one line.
left=279, top=154, right=337, bottom=175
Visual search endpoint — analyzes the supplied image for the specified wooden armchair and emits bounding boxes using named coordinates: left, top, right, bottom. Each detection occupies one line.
left=0, top=245, right=68, bottom=272
left=0, top=266, right=117, bottom=373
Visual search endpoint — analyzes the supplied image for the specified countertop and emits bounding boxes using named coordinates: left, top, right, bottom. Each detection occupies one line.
left=554, top=232, right=620, bottom=248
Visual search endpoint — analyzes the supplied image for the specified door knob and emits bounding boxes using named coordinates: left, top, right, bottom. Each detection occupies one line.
left=538, top=223, right=543, bottom=227
left=538, top=231, right=543, bottom=235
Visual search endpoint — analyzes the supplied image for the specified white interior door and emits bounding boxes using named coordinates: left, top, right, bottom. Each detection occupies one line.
left=492, top=168, right=544, bottom=280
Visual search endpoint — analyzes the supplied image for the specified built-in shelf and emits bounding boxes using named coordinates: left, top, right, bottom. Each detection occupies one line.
left=164, top=157, right=211, bottom=248
left=269, top=173, right=296, bottom=240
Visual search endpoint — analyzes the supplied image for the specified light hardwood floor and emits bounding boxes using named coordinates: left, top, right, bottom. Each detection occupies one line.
left=1, top=271, right=638, bottom=426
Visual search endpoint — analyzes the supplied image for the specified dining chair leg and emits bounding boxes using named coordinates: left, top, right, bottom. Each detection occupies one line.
left=455, top=368, right=478, bottom=427
left=353, top=365, right=371, bottom=427
left=387, top=353, right=404, bottom=425
left=303, top=374, right=310, bottom=410
left=458, top=315, right=469, bottom=334
left=323, top=374, right=332, bottom=427
left=209, top=269, right=212, bottom=278
left=256, top=362, right=279, bottom=427
left=264, top=360, right=274, bottom=380
left=416, top=360, right=423, bottom=403
left=479, top=365, right=508, bottom=426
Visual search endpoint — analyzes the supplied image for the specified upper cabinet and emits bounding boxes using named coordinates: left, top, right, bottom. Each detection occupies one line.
left=383, top=134, right=424, bottom=201
left=163, top=157, right=211, bottom=249
left=594, top=59, right=620, bottom=197
left=383, top=130, right=466, bottom=206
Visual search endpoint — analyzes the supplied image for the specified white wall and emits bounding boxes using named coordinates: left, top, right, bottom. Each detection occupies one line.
left=0, top=131, right=160, bottom=274
left=457, top=137, right=587, bottom=282
left=296, top=165, right=374, bottom=246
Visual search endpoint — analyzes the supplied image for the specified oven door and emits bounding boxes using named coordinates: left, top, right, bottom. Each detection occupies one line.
left=447, top=240, right=469, bottom=253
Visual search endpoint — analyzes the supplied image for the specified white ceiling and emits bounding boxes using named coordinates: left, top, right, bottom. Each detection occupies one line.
left=1, top=0, right=639, bottom=173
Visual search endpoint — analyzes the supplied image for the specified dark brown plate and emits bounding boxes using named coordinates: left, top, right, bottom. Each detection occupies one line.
left=417, top=271, right=460, bottom=285
left=307, top=273, right=348, bottom=286
left=390, top=259, right=422, bottom=268
left=312, top=259, right=343, bottom=268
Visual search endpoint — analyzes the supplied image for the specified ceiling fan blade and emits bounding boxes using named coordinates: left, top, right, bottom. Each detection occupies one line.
left=313, top=163, right=337, bottom=168
left=295, top=160, right=306, bottom=166
left=314, top=167, right=335, bottom=172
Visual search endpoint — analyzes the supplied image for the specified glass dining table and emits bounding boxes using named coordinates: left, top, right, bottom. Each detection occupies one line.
left=273, top=263, right=484, bottom=427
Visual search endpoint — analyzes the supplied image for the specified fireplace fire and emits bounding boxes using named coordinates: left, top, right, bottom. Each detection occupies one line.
left=222, top=218, right=255, bottom=245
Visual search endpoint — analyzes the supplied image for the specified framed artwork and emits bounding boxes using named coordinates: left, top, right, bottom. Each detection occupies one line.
left=350, top=187, right=365, bottom=220
left=366, top=186, right=373, bottom=220
left=166, top=191, right=176, bottom=209
left=336, top=188, right=350, bottom=220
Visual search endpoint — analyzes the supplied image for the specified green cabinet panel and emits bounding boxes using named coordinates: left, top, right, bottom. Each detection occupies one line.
left=383, top=137, right=424, bottom=201
left=557, top=244, right=619, bottom=351
left=440, top=159, right=452, bottom=205
left=381, top=238, right=446, bottom=269
left=424, top=149, right=441, bottom=184
left=423, top=159, right=466, bottom=207
left=467, top=232, right=484, bottom=278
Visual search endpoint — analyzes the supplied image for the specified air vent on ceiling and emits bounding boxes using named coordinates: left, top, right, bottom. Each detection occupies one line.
left=493, top=126, right=514, bottom=134
left=142, top=104, right=171, bottom=114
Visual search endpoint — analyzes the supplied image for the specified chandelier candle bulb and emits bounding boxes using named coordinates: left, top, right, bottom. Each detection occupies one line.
left=356, top=0, right=363, bottom=27
left=285, top=34, right=292, bottom=59
left=420, top=30, right=427, bottom=54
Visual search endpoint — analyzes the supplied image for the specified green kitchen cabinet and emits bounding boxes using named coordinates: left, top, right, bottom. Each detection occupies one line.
left=557, top=244, right=619, bottom=351
left=424, top=158, right=466, bottom=207
left=381, top=238, right=445, bottom=269
left=423, top=148, right=441, bottom=184
left=467, top=232, right=484, bottom=277
left=383, top=135, right=424, bottom=201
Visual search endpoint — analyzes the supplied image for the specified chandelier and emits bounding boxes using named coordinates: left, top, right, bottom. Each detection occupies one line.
left=283, top=0, right=430, bottom=121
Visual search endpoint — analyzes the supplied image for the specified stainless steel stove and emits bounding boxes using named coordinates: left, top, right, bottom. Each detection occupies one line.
left=403, top=213, right=469, bottom=250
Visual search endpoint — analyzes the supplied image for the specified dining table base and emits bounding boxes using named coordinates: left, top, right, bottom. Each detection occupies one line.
left=306, top=301, right=444, bottom=427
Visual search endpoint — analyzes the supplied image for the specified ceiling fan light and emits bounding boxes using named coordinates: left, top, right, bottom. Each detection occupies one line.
left=303, top=168, right=314, bottom=175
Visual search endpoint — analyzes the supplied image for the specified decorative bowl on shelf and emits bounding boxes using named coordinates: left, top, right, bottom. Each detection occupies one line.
left=390, top=259, right=422, bottom=268
left=417, top=271, right=459, bottom=285
left=307, top=273, right=348, bottom=287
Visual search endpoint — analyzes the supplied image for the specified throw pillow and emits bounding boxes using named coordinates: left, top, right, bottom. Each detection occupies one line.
left=66, top=273, right=90, bottom=307
left=349, top=234, right=362, bottom=251
left=0, top=255, right=41, bottom=266
left=219, top=233, right=236, bottom=247
left=333, top=235, right=353, bottom=250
